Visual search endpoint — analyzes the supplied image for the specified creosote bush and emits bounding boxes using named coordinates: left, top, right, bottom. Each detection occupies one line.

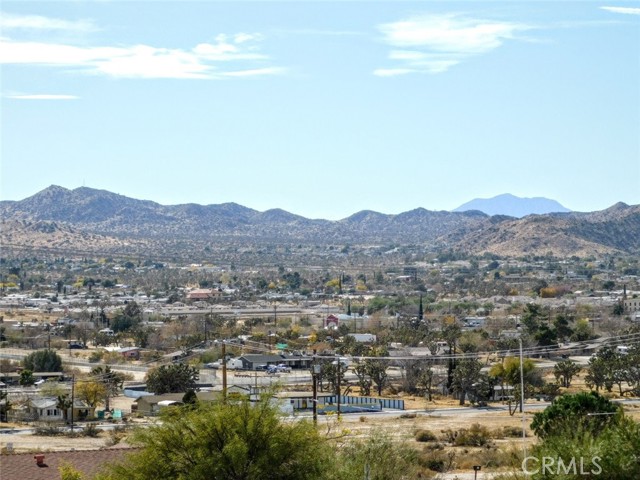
left=414, top=429, right=438, bottom=442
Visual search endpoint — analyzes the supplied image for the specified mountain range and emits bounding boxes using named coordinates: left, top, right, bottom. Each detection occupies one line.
left=1, top=186, right=639, bottom=259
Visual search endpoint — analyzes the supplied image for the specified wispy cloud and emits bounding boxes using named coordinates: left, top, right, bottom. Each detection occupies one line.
left=376, top=13, right=532, bottom=75
left=0, top=12, right=96, bottom=31
left=274, top=28, right=363, bottom=37
left=600, top=6, right=640, bottom=15
left=221, top=67, right=287, bottom=77
left=373, top=68, right=415, bottom=77
left=7, top=94, right=79, bottom=100
left=0, top=33, right=280, bottom=79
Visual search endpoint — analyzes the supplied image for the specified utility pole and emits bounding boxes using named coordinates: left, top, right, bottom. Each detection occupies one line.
left=71, top=374, right=75, bottom=434
left=205, top=308, right=210, bottom=344
left=519, top=337, right=526, bottom=460
left=336, top=357, right=341, bottom=420
left=273, top=304, right=277, bottom=330
left=312, top=355, right=319, bottom=426
left=222, top=342, right=227, bottom=403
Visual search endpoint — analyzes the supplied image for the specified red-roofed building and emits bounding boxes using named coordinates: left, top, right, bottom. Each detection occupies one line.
left=1, top=447, right=136, bottom=480
left=325, top=314, right=339, bottom=329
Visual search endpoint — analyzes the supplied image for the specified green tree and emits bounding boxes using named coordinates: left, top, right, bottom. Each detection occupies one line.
left=451, top=358, right=483, bottom=405
left=530, top=416, right=640, bottom=480
left=570, top=319, right=593, bottom=342
left=552, top=314, right=574, bottom=342
left=531, top=391, right=620, bottom=439
left=366, top=359, right=389, bottom=396
left=146, top=363, right=199, bottom=395
left=19, top=369, right=34, bottom=386
left=553, top=360, right=580, bottom=388
left=521, top=303, right=543, bottom=335
left=0, top=388, right=11, bottom=422
left=585, top=347, right=625, bottom=393
left=613, top=302, right=625, bottom=316
left=96, top=397, right=329, bottom=480
left=22, top=349, right=63, bottom=372
left=353, top=362, right=372, bottom=396
left=182, top=389, right=198, bottom=407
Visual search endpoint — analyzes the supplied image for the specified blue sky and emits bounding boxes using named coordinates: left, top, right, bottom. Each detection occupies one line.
left=1, top=1, right=639, bottom=220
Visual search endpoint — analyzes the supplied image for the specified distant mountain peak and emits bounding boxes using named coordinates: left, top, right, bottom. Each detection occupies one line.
left=453, top=194, right=571, bottom=218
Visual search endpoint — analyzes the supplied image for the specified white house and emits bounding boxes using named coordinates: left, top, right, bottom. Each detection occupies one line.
left=29, top=397, right=63, bottom=422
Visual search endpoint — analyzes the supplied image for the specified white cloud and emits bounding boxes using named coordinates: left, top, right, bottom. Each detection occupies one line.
left=373, top=68, right=415, bottom=77
left=233, top=32, right=264, bottom=44
left=7, top=94, right=79, bottom=100
left=0, top=12, right=95, bottom=31
left=221, top=67, right=287, bottom=77
left=0, top=34, right=280, bottom=80
left=389, top=50, right=430, bottom=61
left=600, top=6, right=640, bottom=15
left=376, top=13, right=532, bottom=75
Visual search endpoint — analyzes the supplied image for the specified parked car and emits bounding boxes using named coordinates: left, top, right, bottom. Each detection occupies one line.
left=275, top=364, right=291, bottom=373
left=204, top=362, right=221, bottom=369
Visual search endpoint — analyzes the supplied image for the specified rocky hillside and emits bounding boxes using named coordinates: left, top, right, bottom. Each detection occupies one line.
left=455, top=204, right=640, bottom=257
left=1, top=186, right=639, bottom=258
left=0, top=219, right=149, bottom=257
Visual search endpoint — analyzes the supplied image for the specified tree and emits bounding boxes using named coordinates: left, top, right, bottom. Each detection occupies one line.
left=90, top=366, right=125, bottom=411
left=182, top=389, right=198, bottom=407
left=76, top=381, right=108, bottom=409
left=0, top=388, right=11, bottom=422
left=39, top=379, right=67, bottom=398
left=552, top=314, right=574, bottom=342
left=353, top=362, right=372, bottom=396
left=19, top=369, right=34, bottom=386
left=96, top=396, right=329, bottom=480
left=22, top=349, right=63, bottom=372
left=530, top=391, right=621, bottom=439
left=530, top=415, right=640, bottom=480
left=57, top=394, right=73, bottom=422
left=570, top=319, right=593, bottom=342
left=417, top=364, right=436, bottom=401
left=321, top=362, right=347, bottom=395
left=490, top=356, right=541, bottom=413
left=451, top=358, right=483, bottom=405
left=553, top=359, right=580, bottom=388
left=521, top=303, right=543, bottom=335
left=146, top=363, right=199, bottom=395
left=585, top=347, right=625, bottom=394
